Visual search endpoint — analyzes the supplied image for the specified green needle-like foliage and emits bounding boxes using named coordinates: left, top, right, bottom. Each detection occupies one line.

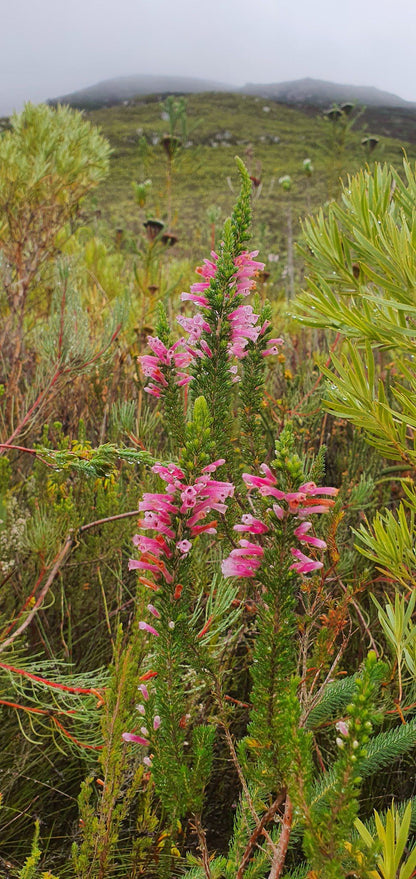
left=302, top=652, right=385, bottom=878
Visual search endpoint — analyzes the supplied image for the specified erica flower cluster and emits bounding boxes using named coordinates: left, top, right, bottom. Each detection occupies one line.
left=128, top=459, right=234, bottom=594
left=138, top=247, right=282, bottom=398
left=139, top=336, right=193, bottom=398
left=179, top=248, right=282, bottom=364
left=221, top=463, right=338, bottom=579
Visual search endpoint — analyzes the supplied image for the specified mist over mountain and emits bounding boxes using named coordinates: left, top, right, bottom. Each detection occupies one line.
left=48, top=73, right=415, bottom=111
left=241, top=77, right=413, bottom=108
left=49, top=74, right=235, bottom=110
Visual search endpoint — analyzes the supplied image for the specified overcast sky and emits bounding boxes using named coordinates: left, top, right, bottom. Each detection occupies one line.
left=2, top=0, right=416, bottom=115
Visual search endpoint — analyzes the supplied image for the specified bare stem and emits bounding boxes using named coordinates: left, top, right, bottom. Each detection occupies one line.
left=236, top=792, right=285, bottom=879
left=193, top=813, right=211, bottom=879
left=267, top=793, right=293, bottom=879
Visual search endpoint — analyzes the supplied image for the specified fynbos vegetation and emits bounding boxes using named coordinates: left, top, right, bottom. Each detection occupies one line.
left=1, top=97, right=416, bottom=879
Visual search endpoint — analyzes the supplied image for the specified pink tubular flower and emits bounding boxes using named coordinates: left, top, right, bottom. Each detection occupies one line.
left=262, top=338, right=284, bottom=357
left=122, top=732, right=149, bottom=745
left=133, top=534, right=172, bottom=557
left=139, top=621, right=159, bottom=636
left=289, top=548, right=323, bottom=574
left=153, top=715, right=161, bottom=730
left=129, top=556, right=173, bottom=584
left=176, top=539, right=192, bottom=555
left=181, top=291, right=209, bottom=306
left=138, top=684, right=149, bottom=700
left=335, top=720, right=349, bottom=737
left=147, top=604, right=160, bottom=618
left=294, top=522, right=327, bottom=550
left=177, top=313, right=211, bottom=343
left=234, top=514, right=269, bottom=534
left=222, top=539, right=264, bottom=579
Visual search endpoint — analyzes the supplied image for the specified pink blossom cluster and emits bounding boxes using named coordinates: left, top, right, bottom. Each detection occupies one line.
left=128, top=458, right=234, bottom=593
left=139, top=247, right=283, bottom=397
left=221, top=463, right=338, bottom=578
left=228, top=304, right=283, bottom=360
left=138, top=336, right=193, bottom=398
left=178, top=249, right=282, bottom=365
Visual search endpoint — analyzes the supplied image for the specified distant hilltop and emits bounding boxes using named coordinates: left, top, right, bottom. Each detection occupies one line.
left=48, top=74, right=415, bottom=110
left=241, top=77, right=414, bottom=108
left=49, top=75, right=235, bottom=109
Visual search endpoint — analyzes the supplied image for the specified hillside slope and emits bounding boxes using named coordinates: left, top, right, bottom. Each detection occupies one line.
left=85, top=92, right=416, bottom=256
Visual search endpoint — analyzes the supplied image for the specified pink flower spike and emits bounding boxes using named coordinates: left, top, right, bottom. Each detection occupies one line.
left=289, top=548, right=324, bottom=575
left=147, top=604, right=160, bottom=618
left=143, top=756, right=153, bottom=767
left=138, top=684, right=149, bottom=700
left=139, top=621, right=159, bottom=636
left=153, top=715, right=161, bottom=730
left=122, top=732, right=149, bottom=746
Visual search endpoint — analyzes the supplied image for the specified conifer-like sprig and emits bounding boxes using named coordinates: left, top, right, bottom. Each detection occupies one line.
left=301, top=652, right=386, bottom=878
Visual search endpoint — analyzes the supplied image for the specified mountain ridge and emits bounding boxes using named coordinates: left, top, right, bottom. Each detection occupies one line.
left=49, top=74, right=415, bottom=111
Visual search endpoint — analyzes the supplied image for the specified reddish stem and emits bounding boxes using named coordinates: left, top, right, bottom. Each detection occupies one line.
left=268, top=793, right=293, bottom=879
